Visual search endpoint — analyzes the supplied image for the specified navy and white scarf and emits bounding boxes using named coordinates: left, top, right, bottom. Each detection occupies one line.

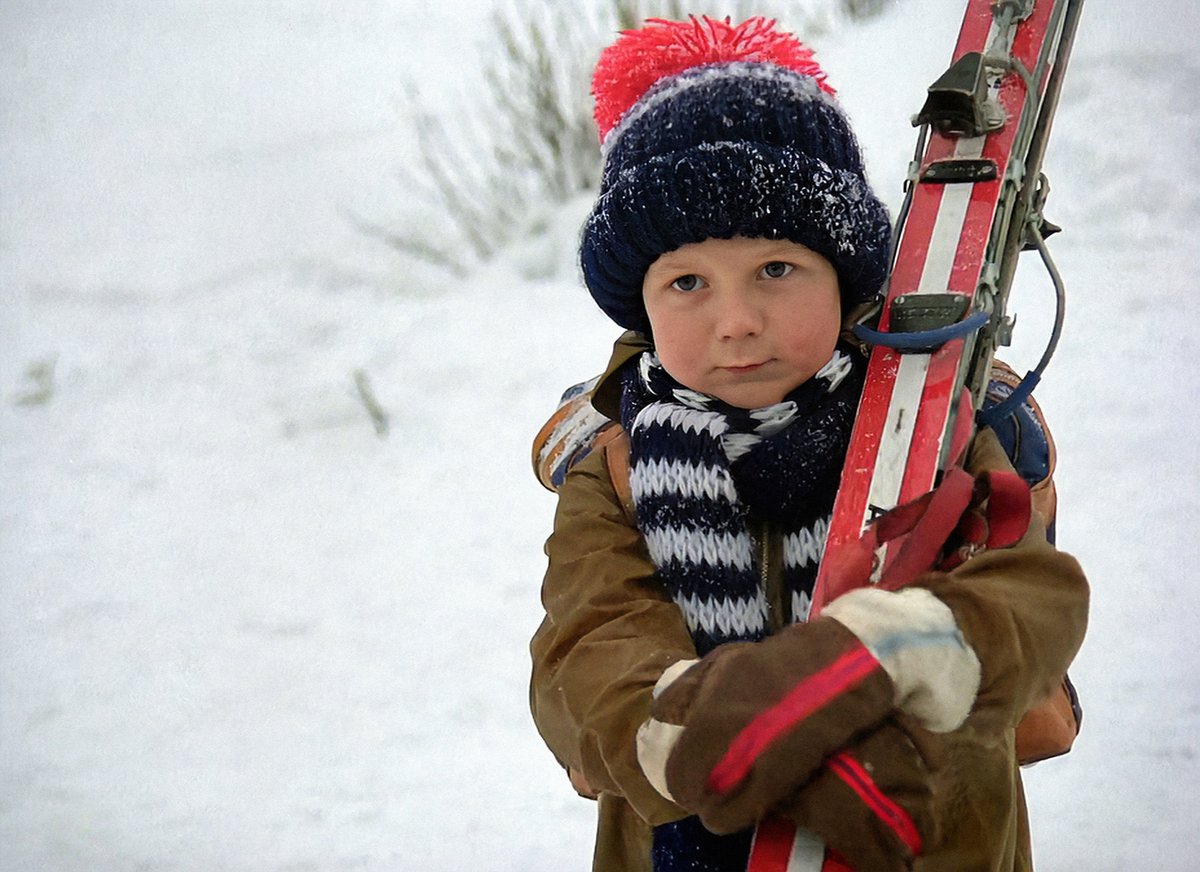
left=618, top=344, right=865, bottom=872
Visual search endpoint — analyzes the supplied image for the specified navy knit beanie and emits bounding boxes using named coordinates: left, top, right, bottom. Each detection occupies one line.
left=581, top=17, right=892, bottom=334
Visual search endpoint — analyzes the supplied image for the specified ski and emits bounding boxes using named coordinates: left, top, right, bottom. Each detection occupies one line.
left=749, top=0, right=1085, bottom=869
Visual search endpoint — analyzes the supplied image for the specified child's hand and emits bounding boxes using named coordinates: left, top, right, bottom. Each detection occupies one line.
left=636, top=617, right=897, bottom=832
left=774, top=720, right=938, bottom=872
left=635, top=586, right=981, bottom=834
left=822, top=586, right=981, bottom=733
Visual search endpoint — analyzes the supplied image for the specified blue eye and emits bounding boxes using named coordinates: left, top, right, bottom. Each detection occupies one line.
left=761, top=262, right=794, bottom=279
left=671, top=274, right=706, bottom=292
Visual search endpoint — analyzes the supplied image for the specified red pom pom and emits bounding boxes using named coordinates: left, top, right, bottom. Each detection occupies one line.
left=592, top=16, right=835, bottom=141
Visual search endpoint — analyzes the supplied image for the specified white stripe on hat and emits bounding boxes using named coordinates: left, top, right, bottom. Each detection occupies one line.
left=601, top=61, right=836, bottom=158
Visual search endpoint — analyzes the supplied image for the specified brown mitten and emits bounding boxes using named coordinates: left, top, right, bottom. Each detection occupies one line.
left=776, top=721, right=939, bottom=872
left=637, top=617, right=896, bottom=833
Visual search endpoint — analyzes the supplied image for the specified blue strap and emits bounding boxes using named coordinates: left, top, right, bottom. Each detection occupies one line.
left=852, top=310, right=989, bottom=352
left=977, top=369, right=1041, bottom=431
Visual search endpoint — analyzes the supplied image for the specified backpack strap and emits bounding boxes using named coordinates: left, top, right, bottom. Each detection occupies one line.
left=601, top=428, right=636, bottom=522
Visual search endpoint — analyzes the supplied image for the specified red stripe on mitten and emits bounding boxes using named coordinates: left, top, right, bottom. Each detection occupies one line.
left=646, top=618, right=896, bottom=833
left=775, top=721, right=938, bottom=872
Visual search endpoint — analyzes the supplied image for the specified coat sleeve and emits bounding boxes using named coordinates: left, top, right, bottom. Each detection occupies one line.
left=918, top=427, right=1089, bottom=735
left=530, top=445, right=696, bottom=825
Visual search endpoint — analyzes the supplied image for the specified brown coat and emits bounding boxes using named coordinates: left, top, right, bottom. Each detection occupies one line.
left=529, top=360, right=1088, bottom=872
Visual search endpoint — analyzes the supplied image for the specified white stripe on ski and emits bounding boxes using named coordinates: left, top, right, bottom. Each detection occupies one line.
left=917, top=136, right=986, bottom=294
left=864, top=353, right=930, bottom=527
left=863, top=131, right=988, bottom=526
left=786, top=828, right=826, bottom=871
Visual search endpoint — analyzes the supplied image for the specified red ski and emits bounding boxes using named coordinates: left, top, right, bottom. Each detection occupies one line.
left=750, top=0, right=1085, bottom=869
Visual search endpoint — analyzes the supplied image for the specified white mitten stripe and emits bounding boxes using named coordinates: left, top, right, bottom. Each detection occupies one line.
left=653, top=658, right=700, bottom=698
left=637, top=718, right=684, bottom=802
left=636, top=659, right=699, bottom=802
left=824, top=587, right=981, bottom=732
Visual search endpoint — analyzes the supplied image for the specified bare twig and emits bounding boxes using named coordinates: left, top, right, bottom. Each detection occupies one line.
left=382, top=0, right=886, bottom=274
left=352, top=369, right=390, bottom=438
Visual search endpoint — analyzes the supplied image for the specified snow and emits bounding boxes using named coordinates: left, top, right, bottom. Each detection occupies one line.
left=2, top=1, right=1198, bottom=870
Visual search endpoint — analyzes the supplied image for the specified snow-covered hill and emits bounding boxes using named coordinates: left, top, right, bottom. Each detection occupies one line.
left=2, top=1, right=1197, bottom=869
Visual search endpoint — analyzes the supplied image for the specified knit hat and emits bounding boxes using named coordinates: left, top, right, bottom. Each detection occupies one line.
left=580, top=17, right=892, bottom=334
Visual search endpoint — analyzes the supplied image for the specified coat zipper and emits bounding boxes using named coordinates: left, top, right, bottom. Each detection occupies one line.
left=756, top=519, right=788, bottom=634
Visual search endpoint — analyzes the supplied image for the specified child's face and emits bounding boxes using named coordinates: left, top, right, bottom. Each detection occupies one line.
left=642, top=236, right=841, bottom=409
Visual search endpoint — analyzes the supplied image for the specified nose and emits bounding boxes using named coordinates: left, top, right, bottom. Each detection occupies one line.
left=713, top=286, right=764, bottom=340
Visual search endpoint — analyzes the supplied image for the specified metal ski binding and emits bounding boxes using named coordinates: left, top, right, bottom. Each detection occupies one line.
left=913, top=51, right=1005, bottom=137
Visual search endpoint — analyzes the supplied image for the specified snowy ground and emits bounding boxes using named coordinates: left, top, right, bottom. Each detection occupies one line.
left=2, top=1, right=1198, bottom=870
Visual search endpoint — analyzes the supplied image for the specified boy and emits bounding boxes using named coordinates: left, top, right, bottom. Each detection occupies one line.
left=530, top=17, right=1087, bottom=872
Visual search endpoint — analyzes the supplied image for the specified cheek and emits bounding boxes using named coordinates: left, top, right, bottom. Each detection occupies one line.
left=644, top=305, right=705, bottom=385
left=652, top=326, right=700, bottom=382
left=781, top=288, right=841, bottom=361
left=801, top=307, right=841, bottom=347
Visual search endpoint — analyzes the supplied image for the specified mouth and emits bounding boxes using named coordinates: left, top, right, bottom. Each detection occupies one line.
left=720, top=361, right=769, bottom=375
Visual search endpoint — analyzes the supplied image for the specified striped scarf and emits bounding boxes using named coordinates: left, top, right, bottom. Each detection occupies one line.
left=618, top=345, right=865, bottom=872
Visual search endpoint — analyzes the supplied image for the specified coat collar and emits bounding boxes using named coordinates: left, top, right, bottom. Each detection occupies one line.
left=591, top=330, right=651, bottom=421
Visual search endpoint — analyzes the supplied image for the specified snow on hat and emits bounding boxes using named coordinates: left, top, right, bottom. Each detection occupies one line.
left=580, top=16, right=892, bottom=333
